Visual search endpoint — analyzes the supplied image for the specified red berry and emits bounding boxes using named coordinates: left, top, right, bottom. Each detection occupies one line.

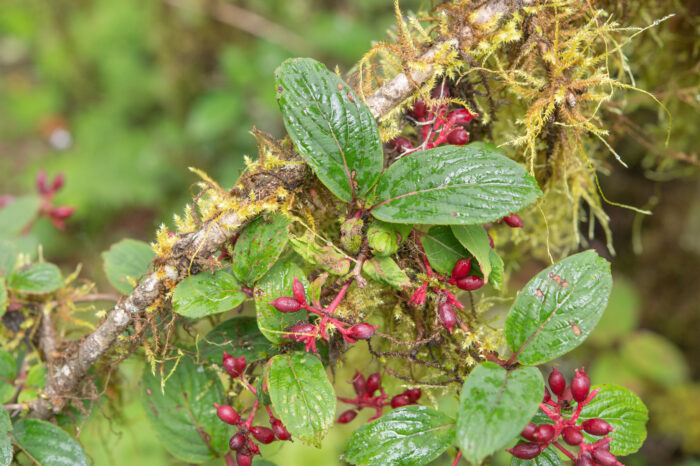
left=582, top=418, right=613, bottom=436
left=451, top=258, right=472, bottom=280
left=389, top=137, right=414, bottom=152
left=292, top=277, right=306, bottom=305
left=410, top=100, right=427, bottom=119
left=592, top=449, right=619, bottom=466
left=51, top=206, right=75, bottom=220
left=404, top=388, right=421, bottom=403
left=548, top=368, right=566, bottom=396
left=456, top=275, right=484, bottom=291
left=507, top=442, right=543, bottom=460
left=236, top=452, right=252, bottom=466
left=562, top=426, right=583, bottom=445
left=250, top=426, right=275, bottom=444
left=438, top=301, right=456, bottom=333
left=286, top=323, right=315, bottom=336
left=503, top=213, right=523, bottom=228
left=223, top=351, right=246, bottom=378
left=446, top=128, right=469, bottom=145
left=337, top=409, right=357, bottom=424
left=543, top=388, right=551, bottom=403
left=348, top=323, right=377, bottom=340
left=246, top=438, right=260, bottom=455
left=521, top=422, right=537, bottom=441
left=571, top=368, right=591, bottom=402
left=366, top=372, right=381, bottom=395
left=533, top=424, right=555, bottom=443
left=271, top=418, right=291, bottom=441
left=229, top=432, right=246, bottom=450
left=576, top=452, right=595, bottom=466
left=448, top=109, right=477, bottom=125
left=391, top=394, right=410, bottom=408
left=352, top=371, right=367, bottom=397
left=269, top=297, right=302, bottom=313
left=214, top=403, right=240, bottom=425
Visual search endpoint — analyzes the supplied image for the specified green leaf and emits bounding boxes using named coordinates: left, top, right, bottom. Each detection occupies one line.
left=200, top=316, right=275, bottom=364
left=588, top=278, right=639, bottom=345
left=618, top=331, right=688, bottom=387
left=344, top=405, right=455, bottom=466
left=372, top=143, right=541, bottom=224
left=102, top=239, right=156, bottom=294
left=0, top=280, right=6, bottom=318
left=289, top=231, right=351, bottom=276
left=172, top=268, right=246, bottom=319
left=0, top=196, right=41, bottom=238
left=7, top=263, right=63, bottom=294
left=11, top=419, right=88, bottom=466
left=505, top=250, right=612, bottom=365
left=0, top=407, right=11, bottom=466
left=0, top=241, right=18, bottom=276
left=25, top=365, right=46, bottom=389
left=452, top=225, right=493, bottom=280
left=266, top=352, right=335, bottom=447
left=142, top=356, right=231, bottom=462
left=489, top=249, right=504, bottom=290
left=421, top=226, right=468, bottom=276
left=456, top=362, right=544, bottom=465
left=579, top=384, right=648, bottom=456
left=0, top=352, right=15, bottom=380
left=510, top=446, right=562, bottom=466
left=232, top=214, right=290, bottom=285
left=275, top=57, right=383, bottom=202
left=255, top=260, right=308, bottom=344
left=362, top=256, right=410, bottom=289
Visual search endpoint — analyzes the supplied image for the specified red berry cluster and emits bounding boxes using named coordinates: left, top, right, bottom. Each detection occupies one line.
left=270, top=277, right=378, bottom=354
left=389, top=83, right=478, bottom=154
left=508, top=368, right=622, bottom=466
left=216, top=352, right=292, bottom=466
left=336, top=371, right=422, bottom=423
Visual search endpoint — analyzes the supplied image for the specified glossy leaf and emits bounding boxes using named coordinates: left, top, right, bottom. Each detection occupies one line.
left=456, top=362, right=544, bottom=465
left=0, top=241, right=17, bottom=276
left=579, top=384, right=648, bottom=455
left=510, top=446, right=562, bottom=466
left=7, top=263, right=63, bottom=294
left=275, top=57, right=383, bottom=201
left=11, top=419, right=88, bottom=466
left=421, top=226, right=468, bottom=276
left=255, top=260, right=308, bottom=343
left=489, top=249, right=504, bottom=290
left=267, top=352, right=335, bottom=447
left=372, top=143, right=541, bottom=224
left=0, top=196, right=41, bottom=238
left=362, top=256, right=410, bottom=289
left=232, top=214, right=290, bottom=285
left=142, top=356, right=231, bottom=462
left=505, top=250, right=612, bottom=365
left=452, top=225, right=493, bottom=280
left=200, top=316, right=275, bottom=364
left=344, top=405, right=455, bottom=466
left=172, top=268, right=246, bottom=319
left=0, top=407, right=10, bottom=466
left=102, top=239, right=156, bottom=294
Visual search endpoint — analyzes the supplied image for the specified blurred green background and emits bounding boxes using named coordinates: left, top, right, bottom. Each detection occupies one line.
left=0, top=0, right=698, bottom=465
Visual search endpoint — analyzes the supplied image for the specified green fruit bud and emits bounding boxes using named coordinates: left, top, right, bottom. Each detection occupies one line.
left=340, top=217, right=364, bottom=254
left=368, top=220, right=399, bottom=256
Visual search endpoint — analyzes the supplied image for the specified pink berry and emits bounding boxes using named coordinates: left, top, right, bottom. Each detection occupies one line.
left=271, top=418, right=291, bottom=441
left=548, top=368, right=566, bottom=396
left=576, top=452, right=595, bottom=466
left=503, top=213, right=523, bottom=228
left=533, top=424, right=555, bottom=443
left=229, top=432, right=246, bottom=451
left=507, top=442, right=543, bottom=460
left=446, top=128, right=469, bottom=145
left=223, top=352, right=246, bottom=378
left=562, top=426, right=583, bottom=445
left=366, top=372, right=381, bottom=395
left=451, top=258, right=472, bottom=281
left=250, top=426, right=275, bottom=444
left=246, top=438, right=260, bottom=455
left=337, top=410, right=357, bottom=424
left=389, top=137, right=414, bottom=152
left=571, top=368, right=591, bottom=402
left=391, top=394, right=410, bottom=408
left=51, top=206, right=75, bottom=220
left=448, top=109, right=477, bottom=125
left=51, top=173, right=65, bottom=192
left=286, top=323, right=315, bottom=335
left=352, top=371, right=367, bottom=397
left=214, top=403, right=240, bottom=425
left=404, top=388, right=421, bottom=403
left=236, top=452, right=252, bottom=466
left=438, top=301, right=456, bottom=333
left=592, top=449, right=619, bottom=466
left=521, top=423, right=537, bottom=441
left=410, top=100, right=427, bottom=119
left=269, top=297, right=301, bottom=313
left=348, top=323, right=377, bottom=340
left=582, top=418, right=613, bottom=436
left=292, top=277, right=306, bottom=305
left=456, top=275, right=484, bottom=291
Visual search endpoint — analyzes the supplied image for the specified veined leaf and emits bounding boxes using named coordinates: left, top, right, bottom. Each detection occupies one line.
left=102, top=239, right=156, bottom=294
left=362, top=256, right=410, bottom=289
left=172, top=268, right=246, bottom=319
left=255, top=260, right=308, bottom=344
left=452, top=225, right=493, bottom=280
left=421, top=226, right=469, bottom=276
left=200, top=316, right=275, bottom=364
left=7, top=263, right=63, bottom=294
left=232, top=214, right=290, bottom=285
left=12, top=419, right=88, bottom=466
